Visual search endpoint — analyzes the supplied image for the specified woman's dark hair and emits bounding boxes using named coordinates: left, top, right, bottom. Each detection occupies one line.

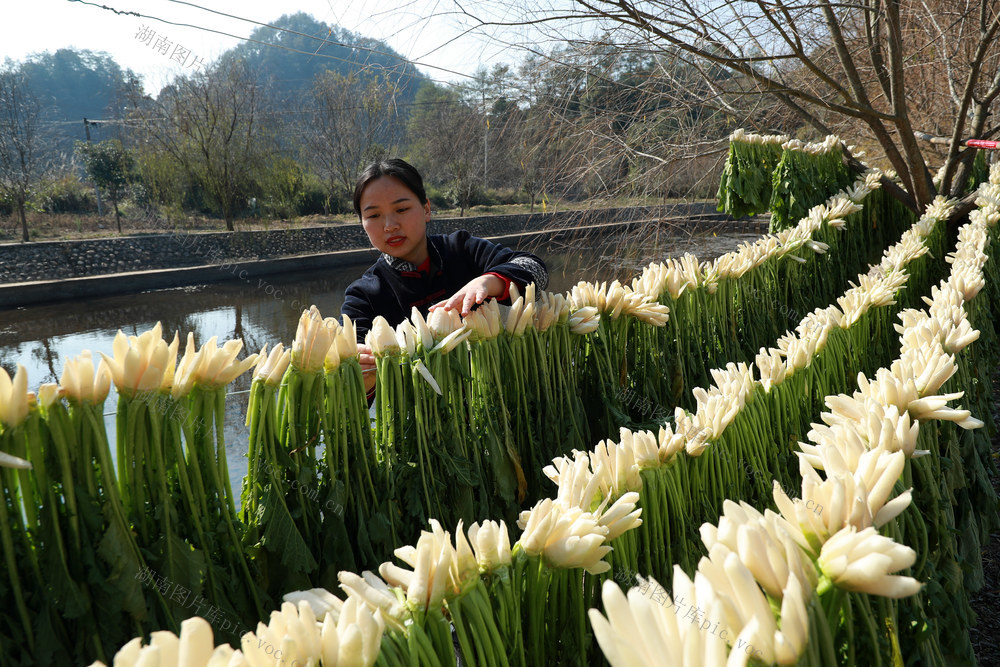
left=353, top=158, right=428, bottom=218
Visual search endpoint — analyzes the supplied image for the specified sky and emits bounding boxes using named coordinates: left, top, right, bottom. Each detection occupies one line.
left=0, top=0, right=534, bottom=93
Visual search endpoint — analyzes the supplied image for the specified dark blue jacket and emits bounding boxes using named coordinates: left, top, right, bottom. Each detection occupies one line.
left=341, top=230, right=548, bottom=342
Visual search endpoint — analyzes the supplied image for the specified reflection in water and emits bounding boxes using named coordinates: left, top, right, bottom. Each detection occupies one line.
left=0, top=228, right=758, bottom=502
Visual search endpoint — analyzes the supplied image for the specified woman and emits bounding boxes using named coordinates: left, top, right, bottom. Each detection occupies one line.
left=341, top=158, right=549, bottom=397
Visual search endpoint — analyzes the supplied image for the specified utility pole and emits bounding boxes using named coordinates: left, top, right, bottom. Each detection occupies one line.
left=83, top=118, right=104, bottom=216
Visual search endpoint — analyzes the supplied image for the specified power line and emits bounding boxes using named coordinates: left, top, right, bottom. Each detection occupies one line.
left=64, top=0, right=474, bottom=88
left=36, top=97, right=476, bottom=128
left=160, top=0, right=475, bottom=81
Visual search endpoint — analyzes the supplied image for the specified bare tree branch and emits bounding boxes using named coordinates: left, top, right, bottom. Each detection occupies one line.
left=448, top=0, right=1000, bottom=216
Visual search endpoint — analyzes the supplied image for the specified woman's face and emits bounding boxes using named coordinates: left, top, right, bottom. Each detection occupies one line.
left=359, top=175, right=431, bottom=265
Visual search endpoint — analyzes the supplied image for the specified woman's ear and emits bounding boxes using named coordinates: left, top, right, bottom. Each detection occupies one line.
left=423, top=200, right=431, bottom=221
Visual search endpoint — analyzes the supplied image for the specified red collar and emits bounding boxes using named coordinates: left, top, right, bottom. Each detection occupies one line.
left=398, top=255, right=435, bottom=278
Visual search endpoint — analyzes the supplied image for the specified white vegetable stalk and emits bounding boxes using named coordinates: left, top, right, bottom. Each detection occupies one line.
left=292, top=305, right=339, bottom=372
left=377, top=519, right=504, bottom=666
left=589, top=572, right=729, bottom=667
left=283, top=586, right=345, bottom=622
left=567, top=305, right=600, bottom=334
left=378, top=519, right=476, bottom=610
left=99, top=322, right=178, bottom=396
left=367, top=315, right=399, bottom=356
left=516, top=498, right=611, bottom=574
left=239, top=598, right=384, bottom=667
left=818, top=526, right=921, bottom=599
left=514, top=499, right=612, bottom=665
left=336, top=572, right=407, bottom=633
left=0, top=364, right=31, bottom=429
left=60, top=351, right=113, bottom=405
left=468, top=520, right=513, bottom=572
left=254, top=343, right=291, bottom=386
left=700, top=499, right=817, bottom=599
left=89, top=617, right=240, bottom=667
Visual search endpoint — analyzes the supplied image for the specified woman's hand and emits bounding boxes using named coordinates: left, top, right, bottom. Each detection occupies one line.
left=431, top=274, right=506, bottom=316
left=358, top=343, right=377, bottom=393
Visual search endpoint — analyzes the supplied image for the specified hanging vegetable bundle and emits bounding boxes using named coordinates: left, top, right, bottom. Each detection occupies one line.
left=716, top=128, right=787, bottom=218
left=769, top=136, right=855, bottom=231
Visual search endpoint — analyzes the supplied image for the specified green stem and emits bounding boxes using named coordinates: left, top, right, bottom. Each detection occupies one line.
left=0, top=463, right=35, bottom=653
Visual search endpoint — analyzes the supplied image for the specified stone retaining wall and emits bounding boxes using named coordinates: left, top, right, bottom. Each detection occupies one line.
left=0, top=204, right=725, bottom=284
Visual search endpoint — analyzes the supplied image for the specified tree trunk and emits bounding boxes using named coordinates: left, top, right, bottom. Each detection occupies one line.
left=234, top=303, right=243, bottom=341
left=114, top=198, right=122, bottom=234
left=17, top=199, right=27, bottom=243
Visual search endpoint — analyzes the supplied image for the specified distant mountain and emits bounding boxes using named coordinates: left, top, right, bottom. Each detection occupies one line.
left=21, top=48, right=137, bottom=122
left=18, top=49, right=140, bottom=153
left=12, top=16, right=427, bottom=163
left=220, top=12, right=425, bottom=107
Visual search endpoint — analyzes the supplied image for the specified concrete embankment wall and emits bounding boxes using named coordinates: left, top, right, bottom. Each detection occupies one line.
left=0, top=204, right=765, bottom=308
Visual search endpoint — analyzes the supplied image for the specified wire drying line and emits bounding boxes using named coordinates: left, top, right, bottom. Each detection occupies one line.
left=101, top=387, right=252, bottom=417
left=160, top=0, right=474, bottom=81
left=65, top=0, right=473, bottom=87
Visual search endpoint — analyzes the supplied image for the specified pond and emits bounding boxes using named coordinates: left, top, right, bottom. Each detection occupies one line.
left=0, top=226, right=759, bottom=503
